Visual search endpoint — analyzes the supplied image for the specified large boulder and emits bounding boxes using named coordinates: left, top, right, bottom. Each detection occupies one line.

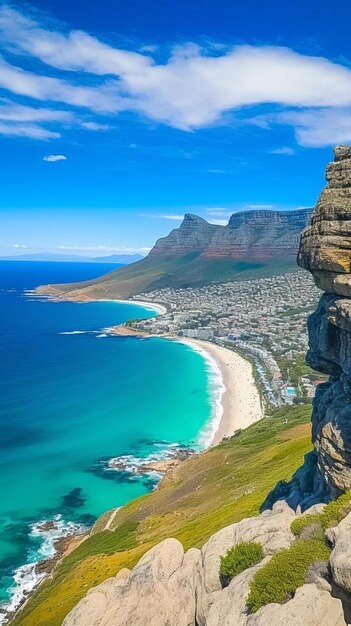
left=195, top=500, right=295, bottom=626
left=329, top=511, right=351, bottom=593
left=63, top=538, right=200, bottom=626
left=246, top=583, right=346, bottom=626
left=205, top=557, right=270, bottom=626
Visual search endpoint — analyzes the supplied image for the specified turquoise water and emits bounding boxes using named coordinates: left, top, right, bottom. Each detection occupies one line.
left=0, top=261, right=212, bottom=616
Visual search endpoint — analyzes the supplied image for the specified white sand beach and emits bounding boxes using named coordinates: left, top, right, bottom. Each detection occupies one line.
left=114, top=299, right=167, bottom=316
left=177, top=338, right=263, bottom=446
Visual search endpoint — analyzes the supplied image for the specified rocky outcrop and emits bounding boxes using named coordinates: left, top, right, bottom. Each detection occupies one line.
left=329, top=511, right=351, bottom=593
left=297, top=145, right=351, bottom=497
left=195, top=500, right=295, bottom=625
left=205, top=208, right=311, bottom=260
left=149, top=213, right=220, bottom=257
left=205, top=558, right=271, bottom=626
left=247, top=583, right=346, bottom=626
left=148, top=209, right=311, bottom=261
left=63, top=499, right=351, bottom=626
left=63, top=538, right=200, bottom=626
left=63, top=502, right=297, bottom=626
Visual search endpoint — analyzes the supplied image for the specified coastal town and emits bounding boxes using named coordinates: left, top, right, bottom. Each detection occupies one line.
left=124, top=270, right=324, bottom=407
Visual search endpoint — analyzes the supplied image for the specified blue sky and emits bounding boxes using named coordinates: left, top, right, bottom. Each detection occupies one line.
left=1, top=0, right=351, bottom=256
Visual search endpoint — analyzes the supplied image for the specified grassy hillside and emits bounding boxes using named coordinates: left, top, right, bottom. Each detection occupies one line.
left=11, top=405, right=312, bottom=626
left=37, top=254, right=299, bottom=300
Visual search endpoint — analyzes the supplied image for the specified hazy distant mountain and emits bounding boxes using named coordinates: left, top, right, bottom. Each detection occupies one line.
left=0, top=252, right=144, bottom=264
left=36, top=208, right=312, bottom=301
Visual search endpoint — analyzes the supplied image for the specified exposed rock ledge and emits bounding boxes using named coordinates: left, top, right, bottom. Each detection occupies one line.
left=296, top=145, right=351, bottom=499
left=62, top=500, right=349, bottom=626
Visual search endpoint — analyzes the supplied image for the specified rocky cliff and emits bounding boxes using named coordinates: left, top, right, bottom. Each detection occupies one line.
left=148, top=213, right=221, bottom=256
left=297, top=145, right=351, bottom=498
left=205, top=208, right=311, bottom=260
left=150, top=209, right=310, bottom=261
left=36, top=207, right=311, bottom=300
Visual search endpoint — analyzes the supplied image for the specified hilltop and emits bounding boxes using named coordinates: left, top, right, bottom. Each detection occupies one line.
left=36, top=208, right=311, bottom=300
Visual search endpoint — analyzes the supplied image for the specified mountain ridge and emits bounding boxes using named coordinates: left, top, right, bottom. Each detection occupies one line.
left=36, top=207, right=312, bottom=300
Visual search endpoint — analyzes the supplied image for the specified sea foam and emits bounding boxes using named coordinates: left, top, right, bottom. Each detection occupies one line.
left=181, top=342, right=225, bottom=448
left=0, top=516, right=87, bottom=623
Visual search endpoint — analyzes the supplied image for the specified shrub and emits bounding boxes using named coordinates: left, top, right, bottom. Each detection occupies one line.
left=246, top=538, right=331, bottom=613
left=320, top=492, right=351, bottom=529
left=290, top=514, right=322, bottom=538
left=220, top=541, right=264, bottom=585
left=290, top=491, right=351, bottom=539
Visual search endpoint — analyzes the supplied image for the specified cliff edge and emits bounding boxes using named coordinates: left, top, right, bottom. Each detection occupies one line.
left=298, top=145, right=351, bottom=497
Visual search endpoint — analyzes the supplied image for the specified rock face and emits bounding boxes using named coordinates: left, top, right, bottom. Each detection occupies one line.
left=63, top=503, right=297, bottom=626
left=329, top=511, right=351, bottom=593
left=298, top=145, right=351, bottom=497
left=205, top=208, right=311, bottom=260
left=246, top=583, right=346, bottom=626
left=150, top=209, right=311, bottom=261
left=195, top=500, right=295, bottom=625
left=149, top=214, right=221, bottom=257
left=63, top=538, right=200, bottom=626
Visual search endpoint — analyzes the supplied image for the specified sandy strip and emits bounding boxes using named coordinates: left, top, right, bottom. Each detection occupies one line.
left=114, top=299, right=167, bottom=316
left=177, top=338, right=263, bottom=446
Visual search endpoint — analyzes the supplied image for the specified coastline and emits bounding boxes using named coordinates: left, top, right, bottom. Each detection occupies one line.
left=105, top=297, right=263, bottom=447
left=176, top=338, right=263, bottom=446
left=5, top=290, right=264, bottom=622
left=118, top=299, right=167, bottom=316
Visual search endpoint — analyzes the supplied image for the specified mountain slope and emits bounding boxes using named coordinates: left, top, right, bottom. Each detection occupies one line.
left=36, top=209, right=312, bottom=300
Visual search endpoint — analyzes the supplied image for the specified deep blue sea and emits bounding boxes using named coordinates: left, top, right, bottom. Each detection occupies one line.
left=0, top=261, right=215, bottom=619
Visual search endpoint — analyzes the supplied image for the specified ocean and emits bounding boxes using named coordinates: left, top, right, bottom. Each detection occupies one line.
left=0, top=261, right=219, bottom=618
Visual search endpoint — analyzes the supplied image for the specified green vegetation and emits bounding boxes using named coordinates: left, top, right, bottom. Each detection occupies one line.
left=274, top=353, right=326, bottom=397
left=247, top=490, right=351, bottom=614
left=291, top=490, right=351, bottom=538
left=11, top=405, right=312, bottom=626
left=56, top=251, right=299, bottom=300
left=220, top=542, right=264, bottom=585
left=247, top=538, right=331, bottom=613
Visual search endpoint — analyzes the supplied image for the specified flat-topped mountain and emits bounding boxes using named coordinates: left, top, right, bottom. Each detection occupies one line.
left=36, top=207, right=312, bottom=300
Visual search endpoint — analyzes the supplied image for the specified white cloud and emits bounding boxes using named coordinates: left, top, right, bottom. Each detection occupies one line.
left=81, top=121, right=110, bottom=131
left=0, top=57, right=124, bottom=113
left=276, top=109, right=351, bottom=147
left=241, top=204, right=274, bottom=210
left=138, top=213, right=184, bottom=220
left=13, top=243, right=28, bottom=248
left=0, top=121, right=59, bottom=139
left=206, top=207, right=231, bottom=215
left=0, top=99, right=73, bottom=122
left=43, top=154, right=67, bottom=162
left=208, top=219, right=228, bottom=225
left=269, top=146, right=295, bottom=155
left=0, top=6, right=351, bottom=143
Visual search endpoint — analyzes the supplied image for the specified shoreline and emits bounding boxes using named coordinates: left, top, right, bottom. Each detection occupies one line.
left=176, top=338, right=263, bottom=446
left=34, top=289, right=264, bottom=446
left=6, top=290, right=264, bottom=622
left=101, top=295, right=263, bottom=447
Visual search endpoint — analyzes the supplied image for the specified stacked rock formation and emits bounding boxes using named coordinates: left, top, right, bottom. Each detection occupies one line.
left=298, top=145, right=351, bottom=497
